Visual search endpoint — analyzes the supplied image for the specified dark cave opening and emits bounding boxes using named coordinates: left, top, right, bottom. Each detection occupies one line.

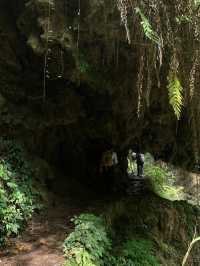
left=34, top=125, right=128, bottom=196
left=30, top=118, right=182, bottom=197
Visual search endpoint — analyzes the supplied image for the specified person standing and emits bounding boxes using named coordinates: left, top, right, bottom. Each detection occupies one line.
left=100, top=147, right=118, bottom=192
left=112, top=149, right=118, bottom=166
left=136, top=150, right=144, bottom=177
left=127, top=149, right=136, bottom=173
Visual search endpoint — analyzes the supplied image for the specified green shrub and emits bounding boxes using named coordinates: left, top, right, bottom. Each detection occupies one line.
left=62, top=213, right=161, bottom=266
left=63, top=214, right=111, bottom=266
left=0, top=138, right=41, bottom=245
left=107, top=239, right=160, bottom=266
left=120, top=239, right=160, bottom=266
left=145, top=164, right=167, bottom=189
left=144, top=153, right=155, bottom=165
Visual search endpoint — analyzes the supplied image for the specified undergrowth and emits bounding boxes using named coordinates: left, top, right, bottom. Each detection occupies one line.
left=116, top=239, right=160, bottom=266
left=63, top=214, right=111, bottom=266
left=0, top=138, right=41, bottom=246
left=144, top=155, right=183, bottom=200
left=63, top=213, right=160, bottom=266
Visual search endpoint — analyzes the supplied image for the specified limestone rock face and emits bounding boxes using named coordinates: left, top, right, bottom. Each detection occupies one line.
left=0, top=0, right=194, bottom=174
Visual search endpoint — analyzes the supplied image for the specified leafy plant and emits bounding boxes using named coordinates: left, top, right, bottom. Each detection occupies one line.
left=145, top=164, right=170, bottom=193
left=167, top=72, right=183, bottom=120
left=63, top=214, right=112, bottom=266
left=176, top=15, right=192, bottom=24
left=119, top=239, right=160, bottom=266
left=0, top=138, right=41, bottom=245
left=144, top=158, right=183, bottom=200
left=105, top=239, right=160, bottom=266
left=135, top=7, right=160, bottom=45
left=62, top=212, right=161, bottom=266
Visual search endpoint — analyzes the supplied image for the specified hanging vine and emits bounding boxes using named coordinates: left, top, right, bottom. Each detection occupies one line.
left=38, top=0, right=200, bottom=162
left=136, top=53, right=144, bottom=118
left=116, top=0, right=131, bottom=44
left=43, top=0, right=55, bottom=102
left=189, top=49, right=199, bottom=100
left=43, top=1, right=50, bottom=101
left=77, top=0, right=81, bottom=49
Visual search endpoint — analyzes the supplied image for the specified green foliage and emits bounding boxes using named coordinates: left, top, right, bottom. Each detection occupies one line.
left=63, top=213, right=161, bottom=266
left=118, top=239, right=160, bottom=266
left=176, top=15, right=192, bottom=24
left=63, top=214, right=111, bottom=266
left=145, top=165, right=169, bottom=189
left=167, top=72, right=183, bottom=120
left=135, top=7, right=160, bottom=45
left=104, top=238, right=160, bottom=265
left=104, top=237, right=161, bottom=265
left=0, top=139, right=41, bottom=245
left=144, top=160, right=183, bottom=200
left=144, top=152, right=155, bottom=165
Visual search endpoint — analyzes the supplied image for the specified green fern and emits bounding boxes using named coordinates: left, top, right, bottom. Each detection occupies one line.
left=135, top=7, right=160, bottom=45
left=167, top=73, right=183, bottom=120
left=175, top=15, right=192, bottom=25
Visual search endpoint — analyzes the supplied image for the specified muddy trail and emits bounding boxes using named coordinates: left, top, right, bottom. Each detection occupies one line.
left=0, top=174, right=105, bottom=266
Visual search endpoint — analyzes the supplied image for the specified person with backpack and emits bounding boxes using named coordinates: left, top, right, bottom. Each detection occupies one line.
left=135, top=149, right=144, bottom=177
left=100, top=147, right=118, bottom=192
left=127, top=149, right=136, bottom=174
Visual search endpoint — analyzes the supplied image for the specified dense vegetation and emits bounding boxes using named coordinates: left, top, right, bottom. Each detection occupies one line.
left=62, top=193, right=200, bottom=266
left=0, top=138, right=41, bottom=246
left=63, top=213, right=160, bottom=266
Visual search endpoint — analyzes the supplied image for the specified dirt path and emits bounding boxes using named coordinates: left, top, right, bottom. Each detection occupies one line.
left=0, top=194, right=97, bottom=266
left=0, top=169, right=110, bottom=266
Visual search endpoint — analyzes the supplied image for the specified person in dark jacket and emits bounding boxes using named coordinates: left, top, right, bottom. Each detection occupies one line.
left=135, top=149, right=144, bottom=177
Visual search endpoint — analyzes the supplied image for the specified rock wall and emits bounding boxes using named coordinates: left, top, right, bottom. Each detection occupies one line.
left=0, top=0, right=196, bottom=180
left=106, top=193, right=200, bottom=266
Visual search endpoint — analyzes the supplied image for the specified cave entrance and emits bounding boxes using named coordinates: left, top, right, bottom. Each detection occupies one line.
left=38, top=126, right=126, bottom=196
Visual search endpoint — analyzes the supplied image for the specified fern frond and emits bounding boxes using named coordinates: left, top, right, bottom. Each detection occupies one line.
left=167, top=73, right=183, bottom=120
left=135, top=7, right=160, bottom=45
